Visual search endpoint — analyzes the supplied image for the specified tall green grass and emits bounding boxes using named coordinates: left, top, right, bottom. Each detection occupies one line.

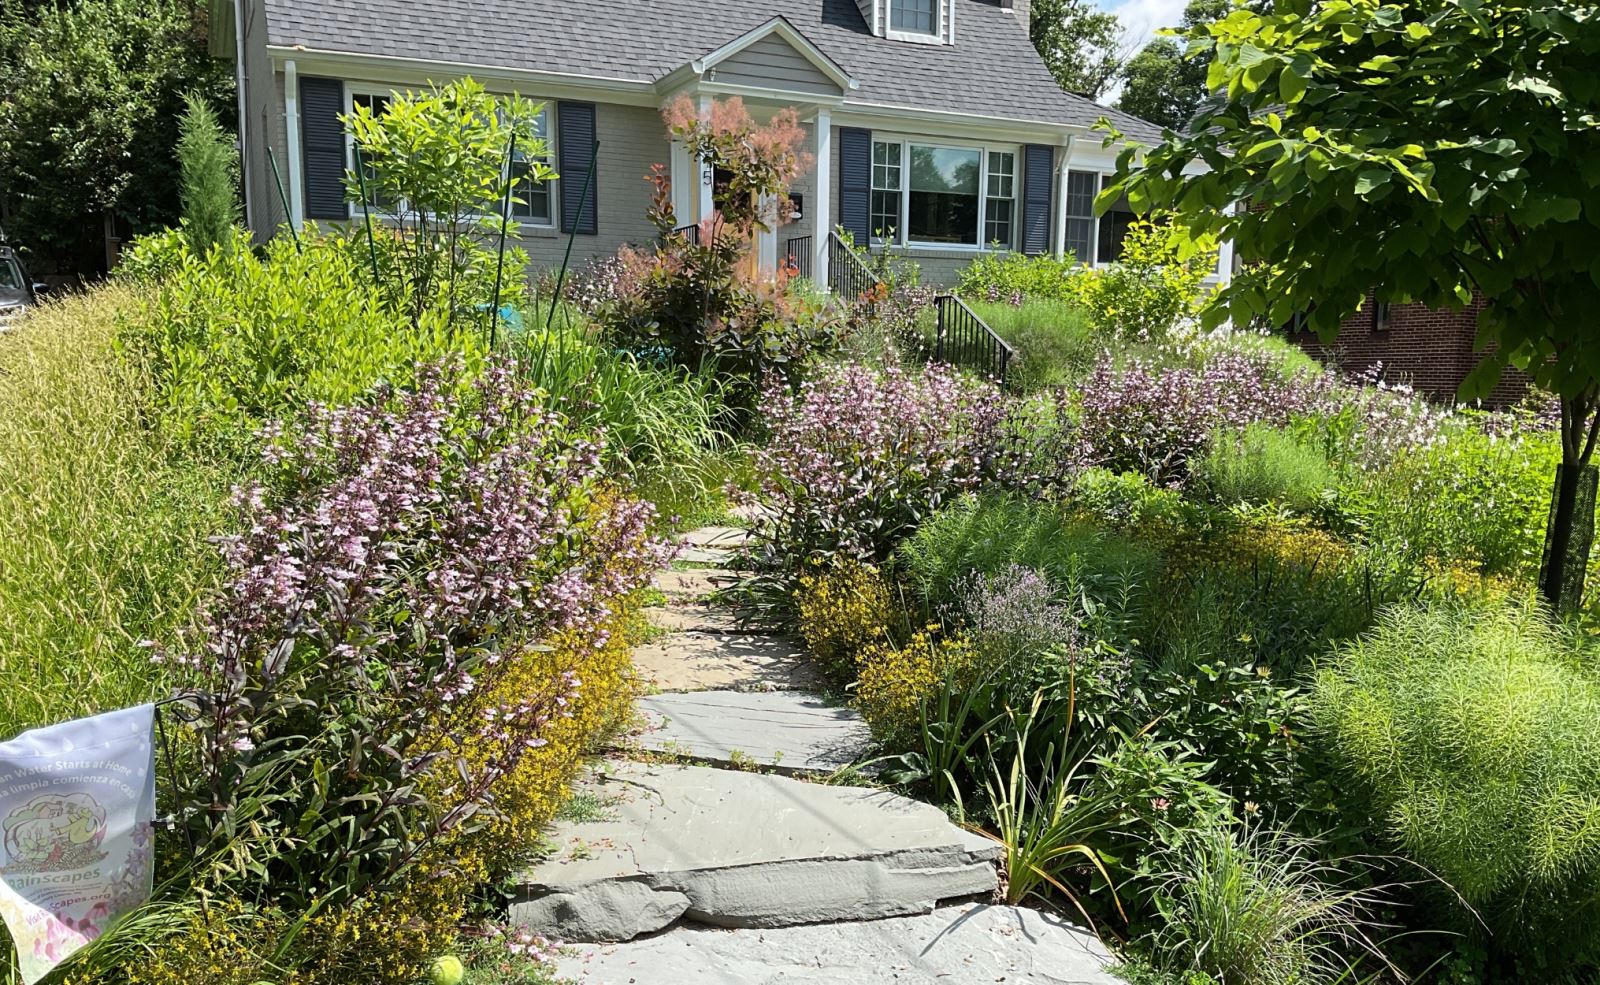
left=1195, top=423, right=1339, bottom=514
left=0, top=286, right=234, bottom=738
left=967, top=299, right=1099, bottom=391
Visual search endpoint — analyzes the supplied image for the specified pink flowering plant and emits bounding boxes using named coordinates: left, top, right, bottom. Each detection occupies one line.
left=161, top=357, right=671, bottom=911
left=742, top=364, right=1063, bottom=611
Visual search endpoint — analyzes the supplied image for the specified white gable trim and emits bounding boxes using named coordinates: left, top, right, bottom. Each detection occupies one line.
left=691, top=17, right=858, bottom=92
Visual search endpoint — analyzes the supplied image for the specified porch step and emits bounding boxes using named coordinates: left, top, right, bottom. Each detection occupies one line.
left=511, top=762, right=1000, bottom=943
left=629, top=690, right=872, bottom=773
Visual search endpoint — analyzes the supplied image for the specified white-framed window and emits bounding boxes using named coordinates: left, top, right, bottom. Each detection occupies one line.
left=984, top=151, right=1015, bottom=247
left=870, top=141, right=902, bottom=240
left=1064, top=169, right=1138, bottom=265
left=869, top=136, right=1019, bottom=250
left=508, top=105, right=555, bottom=226
left=890, top=0, right=938, bottom=35
left=348, top=89, right=395, bottom=213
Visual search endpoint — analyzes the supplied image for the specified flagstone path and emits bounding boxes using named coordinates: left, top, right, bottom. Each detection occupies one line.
left=512, top=523, right=1122, bottom=983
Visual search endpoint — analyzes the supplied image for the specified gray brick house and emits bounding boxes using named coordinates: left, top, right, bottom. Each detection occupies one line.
left=230, top=0, right=1212, bottom=285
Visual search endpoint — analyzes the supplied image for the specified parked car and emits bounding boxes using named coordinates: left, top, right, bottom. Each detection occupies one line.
left=0, top=243, right=42, bottom=329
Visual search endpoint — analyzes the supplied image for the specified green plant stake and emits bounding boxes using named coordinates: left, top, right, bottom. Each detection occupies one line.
left=545, top=138, right=599, bottom=334
left=351, top=144, right=383, bottom=291
left=266, top=147, right=301, bottom=253
left=489, top=132, right=517, bottom=349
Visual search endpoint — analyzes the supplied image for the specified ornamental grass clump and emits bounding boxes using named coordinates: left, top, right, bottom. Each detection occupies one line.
left=1311, top=600, right=1600, bottom=970
left=159, top=357, right=671, bottom=975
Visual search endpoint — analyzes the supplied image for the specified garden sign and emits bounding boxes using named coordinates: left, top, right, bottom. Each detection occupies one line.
left=0, top=705, right=156, bottom=983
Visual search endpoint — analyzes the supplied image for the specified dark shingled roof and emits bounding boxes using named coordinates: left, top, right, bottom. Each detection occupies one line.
left=261, top=0, right=1162, bottom=141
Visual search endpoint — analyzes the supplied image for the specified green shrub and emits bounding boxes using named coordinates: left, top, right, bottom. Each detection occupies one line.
left=1066, top=219, right=1217, bottom=342
left=1312, top=601, right=1600, bottom=970
left=1195, top=423, right=1338, bottom=514
left=966, top=298, right=1099, bottom=390
left=955, top=249, right=1081, bottom=303
left=176, top=91, right=240, bottom=257
left=1069, top=467, right=1192, bottom=531
left=896, top=493, right=1161, bottom=636
left=1341, top=417, right=1558, bottom=576
left=123, top=231, right=489, bottom=452
left=0, top=285, right=234, bottom=739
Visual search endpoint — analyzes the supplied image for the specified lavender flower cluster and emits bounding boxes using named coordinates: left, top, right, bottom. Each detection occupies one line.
left=173, top=356, right=672, bottom=877
left=747, top=363, right=1022, bottom=566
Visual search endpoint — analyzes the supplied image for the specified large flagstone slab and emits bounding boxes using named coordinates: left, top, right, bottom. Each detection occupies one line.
left=631, top=690, right=871, bottom=772
left=555, top=902, right=1121, bottom=984
left=630, top=632, right=822, bottom=693
left=511, top=762, right=1000, bottom=943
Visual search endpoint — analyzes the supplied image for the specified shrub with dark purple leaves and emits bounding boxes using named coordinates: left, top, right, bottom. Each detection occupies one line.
left=742, top=364, right=1063, bottom=601
left=163, top=357, right=672, bottom=912
left=1075, top=349, right=1329, bottom=486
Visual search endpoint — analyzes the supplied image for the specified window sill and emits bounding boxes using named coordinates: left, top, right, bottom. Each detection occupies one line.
left=884, top=28, right=945, bottom=45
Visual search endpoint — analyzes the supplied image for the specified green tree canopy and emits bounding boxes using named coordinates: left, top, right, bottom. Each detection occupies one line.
left=1030, top=0, right=1128, bottom=100
left=1115, top=0, right=1231, bottom=130
left=0, top=0, right=230, bottom=275
left=1105, top=0, right=1600, bottom=608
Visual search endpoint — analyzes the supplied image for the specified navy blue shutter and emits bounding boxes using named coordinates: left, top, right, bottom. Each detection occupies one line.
left=300, top=77, right=348, bottom=220
left=838, top=127, right=871, bottom=244
left=1021, top=144, right=1054, bottom=255
left=558, top=101, right=598, bottom=235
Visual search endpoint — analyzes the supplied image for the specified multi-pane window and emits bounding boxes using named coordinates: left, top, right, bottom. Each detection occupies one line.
left=908, top=146, right=980, bottom=245
left=1097, top=174, right=1135, bottom=263
left=349, top=92, right=394, bottom=212
left=984, top=151, right=1015, bottom=246
left=890, top=0, right=938, bottom=34
left=1064, top=170, right=1098, bottom=263
left=872, top=139, right=1016, bottom=249
left=510, top=106, right=554, bottom=225
left=870, top=140, right=903, bottom=239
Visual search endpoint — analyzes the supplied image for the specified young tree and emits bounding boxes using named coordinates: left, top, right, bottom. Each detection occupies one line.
left=1030, top=0, right=1128, bottom=101
left=1104, top=0, right=1600, bottom=611
left=1115, top=0, right=1230, bottom=130
left=344, top=79, right=550, bottom=328
left=177, top=91, right=241, bottom=257
left=0, top=0, right=229, bottom=275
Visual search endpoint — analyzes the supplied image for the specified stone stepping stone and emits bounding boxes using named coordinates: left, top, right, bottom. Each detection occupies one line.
left=511, top=762, right=1001, bottom=943
left=631, top=632, right=823, bottom=693
left=678, top=545, right=736, bottom=566
left=645, top=603, right=743, bottom=634
left=654, top=568, right=743, bottom=601
left=555, top=902, right=1121, bottom=984
left=679, top=525, right=753, bottom=549
left=631, top=691, right=871, bottom=773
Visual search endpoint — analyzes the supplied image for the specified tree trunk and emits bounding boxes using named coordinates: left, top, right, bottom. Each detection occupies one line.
left=1539, top=395, right=1600, bottom=615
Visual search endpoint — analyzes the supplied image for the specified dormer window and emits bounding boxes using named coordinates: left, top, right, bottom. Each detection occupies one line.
left=890, top=0, right=938, bottom=35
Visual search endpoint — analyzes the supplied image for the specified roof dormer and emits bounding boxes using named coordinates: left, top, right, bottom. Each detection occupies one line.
left=856, top=0, right=955, bottom=45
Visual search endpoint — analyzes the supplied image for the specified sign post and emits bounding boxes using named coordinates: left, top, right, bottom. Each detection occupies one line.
left=0, top=705, right=157, bottom=983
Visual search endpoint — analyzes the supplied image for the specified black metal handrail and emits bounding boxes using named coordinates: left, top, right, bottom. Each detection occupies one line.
left=784, top=235, right=813, bottom=281
left=934, top=294, right=1015, bottom=385
left=670, top=222, right=701, bottom=246
left=827, top=231, right=879, bottom=303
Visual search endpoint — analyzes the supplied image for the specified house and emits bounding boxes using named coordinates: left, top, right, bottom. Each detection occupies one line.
left=1286, top=296, right=1532, bottom=405
left=228, top=0, right=1221, bottom=286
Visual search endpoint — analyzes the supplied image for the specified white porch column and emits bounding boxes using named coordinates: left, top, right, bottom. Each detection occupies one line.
left=696, top=95, right=715, bottom=225
left=812, top=108, right=832, bottom=284
left=1053, top=133, right=1074, bottom=258
left=669, top=139, right=694, bottom=226
left=284, top=60, right=304, bottom=231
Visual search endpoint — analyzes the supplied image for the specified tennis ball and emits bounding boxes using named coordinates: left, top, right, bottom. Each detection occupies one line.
left=429, top=955, right=465, bottom=985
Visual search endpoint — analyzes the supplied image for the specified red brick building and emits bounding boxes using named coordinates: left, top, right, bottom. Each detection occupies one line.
left=1288, top=295, right=1532, bottom=406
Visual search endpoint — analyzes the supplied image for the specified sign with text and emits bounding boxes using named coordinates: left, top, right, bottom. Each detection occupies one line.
left=0, top=705, right=156, bottom=983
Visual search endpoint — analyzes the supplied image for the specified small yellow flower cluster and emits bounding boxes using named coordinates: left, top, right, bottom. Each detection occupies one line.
left=796, top=559, right=894, bottom=681
left=854, top=629, right=976, bottom=745
left=1182, top=518, right=1354, bottom=580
